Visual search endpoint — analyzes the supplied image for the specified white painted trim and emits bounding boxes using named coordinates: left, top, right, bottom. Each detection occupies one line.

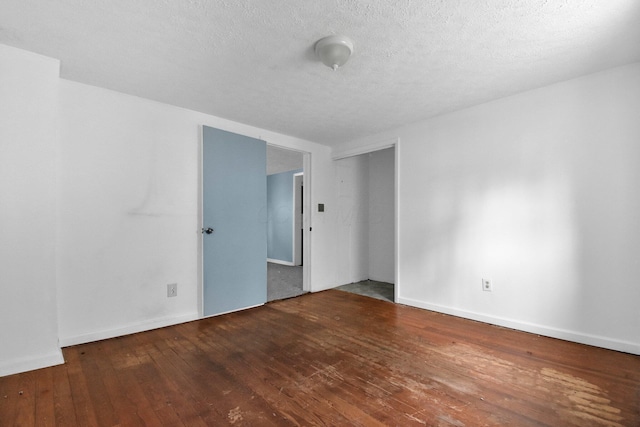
left=198, top=125, right=204, bottom=318
left=202, top=303, right=264, bottom=318
left=59, top=312, right=199, bottom=347
left=292, top=172, right=303, bottom=266
left=332, top=137, right=399, bottom=160
left=397, top=297, right=640, bottom=355
left=394, top=139, right=401, bottom=303
left=302, top=152, right=312, bottom=292
left=267, top=258, right=296, bottom=266
left=0, top=350, right=65, bottom=377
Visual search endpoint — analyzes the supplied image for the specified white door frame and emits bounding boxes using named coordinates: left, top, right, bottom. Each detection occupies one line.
left=293, top=172, right=304, bottom=266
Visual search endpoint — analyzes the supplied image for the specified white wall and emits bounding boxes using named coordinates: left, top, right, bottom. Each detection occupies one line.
left=57, top=81, right=200, bottom=344
left=368, top=148, right=395, bottom=283
left=57, top=80, right=335, bottom=345
left=333, top=155, right=370, bottom=284
left=0, top=45, right=64, bottom=375
left=342, top=62, right=640, bottom=354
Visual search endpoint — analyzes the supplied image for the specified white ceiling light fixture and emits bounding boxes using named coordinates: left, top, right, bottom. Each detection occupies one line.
left=314, top=35, right=354, bottom=71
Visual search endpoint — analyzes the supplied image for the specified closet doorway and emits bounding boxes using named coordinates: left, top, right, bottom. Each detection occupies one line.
left=334, top=146, right=396, bottom=303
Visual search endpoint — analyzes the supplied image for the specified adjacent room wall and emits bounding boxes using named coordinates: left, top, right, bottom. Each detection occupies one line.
left=267, top=169, right=302, bottom=264
left=0, top=45, right=64, bottom=375
left=340, top=62, right=640, bottom=354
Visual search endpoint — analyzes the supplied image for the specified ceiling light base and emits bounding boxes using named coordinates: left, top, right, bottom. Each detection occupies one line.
left=315, top=35, right=354, bottom=71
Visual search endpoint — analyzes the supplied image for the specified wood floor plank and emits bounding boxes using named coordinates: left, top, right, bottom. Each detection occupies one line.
left=99, top=344, right=166, bottom=426
left=1, top=289, right=639, bottom=426
left=51, top=363, right=77, bottom=426
left=91, top=338, right=158, bottom=427
left=0, top=369, right=20, bottom=426
left=185, top=318, right=341, bottom=425
left=63, top=346, right=100, bottom=426
left=262, top=302, right=523, bottom=426
left=75, top=343, right=119, bottom=427
left=34, top=367, right=56, bottom=426
left=158, top=323, right=285, bottom=426
left=134, top=330, right=224, bottom=426
left=13, top=370, right=37, bottom=426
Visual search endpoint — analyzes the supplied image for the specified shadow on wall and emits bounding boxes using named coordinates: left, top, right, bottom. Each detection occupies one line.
left=427, top=138, right=639, bottom=344
left=458, top=176, right=578, bottom=323
left=412, top=161, right=581, bottom=322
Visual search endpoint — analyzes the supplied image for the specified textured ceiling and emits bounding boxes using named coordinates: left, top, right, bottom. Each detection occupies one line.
left=2, top=1, right=640, bottom=147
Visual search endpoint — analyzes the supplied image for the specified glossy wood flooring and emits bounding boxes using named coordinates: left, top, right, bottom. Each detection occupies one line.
left=1, top=290, right=639, bottom=426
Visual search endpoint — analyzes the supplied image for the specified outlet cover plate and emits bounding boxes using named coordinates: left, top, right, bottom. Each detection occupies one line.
left=167, top=283, right=177, bottom=297
left=482, top=278, right=492, bottom=292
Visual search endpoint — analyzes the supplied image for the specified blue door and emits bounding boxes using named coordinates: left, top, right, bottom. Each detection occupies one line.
left=202, top=126, right=267, bottom=316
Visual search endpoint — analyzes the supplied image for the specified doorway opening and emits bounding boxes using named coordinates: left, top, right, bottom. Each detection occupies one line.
left=266, top=144, right=310, bottom=302
left=332, top=145, right=396, bottom=303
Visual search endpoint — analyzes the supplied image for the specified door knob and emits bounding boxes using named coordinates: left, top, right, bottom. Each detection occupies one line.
left=202, top=227, right=214, bottom=235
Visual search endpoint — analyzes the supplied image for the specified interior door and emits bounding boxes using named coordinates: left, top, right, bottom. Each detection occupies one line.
left=203, top=126, right=267, bottom=316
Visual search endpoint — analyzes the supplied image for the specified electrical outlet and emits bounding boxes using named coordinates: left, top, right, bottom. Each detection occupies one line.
left=167, top=283, right=177, bottom=297
left=482, top=278, right=492, bottom=292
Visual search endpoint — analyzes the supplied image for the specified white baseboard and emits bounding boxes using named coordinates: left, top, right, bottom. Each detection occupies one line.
left=368, top=275, right=395, bottom=284
left=397, top=297, right=640, bottom=355
left=59, top=312, right=200, bottom=347
left=0, top=349, right=64, bottom=377
left=267, top=258, right=295, bottom=266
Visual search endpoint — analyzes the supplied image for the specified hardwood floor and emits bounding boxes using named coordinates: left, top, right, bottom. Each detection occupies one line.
left=1, top=290, right=639, bottom=426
